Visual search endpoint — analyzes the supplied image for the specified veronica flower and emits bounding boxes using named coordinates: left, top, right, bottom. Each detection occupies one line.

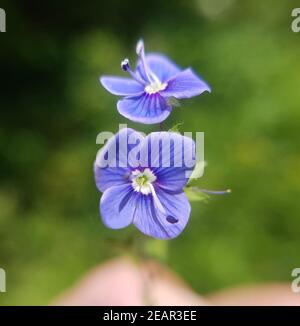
left=100, top=40, right=211, bottom=124
left=94, top=128, right=196, bottom=239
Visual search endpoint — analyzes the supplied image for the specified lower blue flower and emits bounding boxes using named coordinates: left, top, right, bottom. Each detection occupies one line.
left=94, top=128, right=196, bottom=239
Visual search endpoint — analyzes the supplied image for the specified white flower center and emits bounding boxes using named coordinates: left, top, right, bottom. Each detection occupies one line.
left=145, top=81, right=167, bottom=95
left=131, top=168, right=157, bottom=195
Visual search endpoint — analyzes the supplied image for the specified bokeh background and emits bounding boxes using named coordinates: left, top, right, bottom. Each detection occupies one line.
left=1, top=0, right=300, bottom=305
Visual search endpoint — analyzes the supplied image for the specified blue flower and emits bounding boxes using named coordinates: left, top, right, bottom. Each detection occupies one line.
left=94, top=128, right=196, bottom=239
left=100, top=40, right=211, bottom=124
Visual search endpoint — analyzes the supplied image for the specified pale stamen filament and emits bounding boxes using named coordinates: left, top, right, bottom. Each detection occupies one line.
left=121, top=58, right=146, bottom=85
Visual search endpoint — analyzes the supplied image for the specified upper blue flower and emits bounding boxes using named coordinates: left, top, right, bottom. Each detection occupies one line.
left=94, top=128, right=196, bottom=239
left=100, top=40, right=211, bottom=124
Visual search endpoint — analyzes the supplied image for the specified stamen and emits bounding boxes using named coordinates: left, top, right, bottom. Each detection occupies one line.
left=135, top=39, right=159, bottom=84
left=120, top=58, right=146, bottom=85
left=191, top=187, right=231, bottom=195
left=150, top=184, right=180, bottom=225
left=136, top=39, right=144, bottom=56
left=148, top=183, right=166, bottom=215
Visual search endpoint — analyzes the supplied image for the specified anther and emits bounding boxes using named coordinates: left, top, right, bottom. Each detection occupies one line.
left=121, top=58, right=130, bottom=72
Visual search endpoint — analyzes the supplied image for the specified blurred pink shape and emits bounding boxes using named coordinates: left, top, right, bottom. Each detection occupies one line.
left=53, top=257, right=300, bottom=306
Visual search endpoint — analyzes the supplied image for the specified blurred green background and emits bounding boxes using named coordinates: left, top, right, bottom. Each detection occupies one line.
left=1, top=0, right=300, bottom=305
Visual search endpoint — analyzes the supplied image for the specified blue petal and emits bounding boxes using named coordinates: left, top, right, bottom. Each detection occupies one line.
left=117, top=94, right=172, bottom=124
left=139, top=132, right=196, bottom=192
left=161, top=68, right=211, bottom=99
left=133, top=189, right=191, bottom=239
left=136, top=53, right=181, bottom=83
left=100, top=76, right=144, bottom=96
left=94, top=128, right=144, bottom=192
left=100, top=184, right=138, bottom=229
left=94, top=164, right=129, bottom=193
left=146, top=53, right=181, bottom=82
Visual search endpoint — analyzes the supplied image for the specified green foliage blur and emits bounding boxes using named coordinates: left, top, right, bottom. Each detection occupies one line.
left=1, top=0, right=300, bottom=305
